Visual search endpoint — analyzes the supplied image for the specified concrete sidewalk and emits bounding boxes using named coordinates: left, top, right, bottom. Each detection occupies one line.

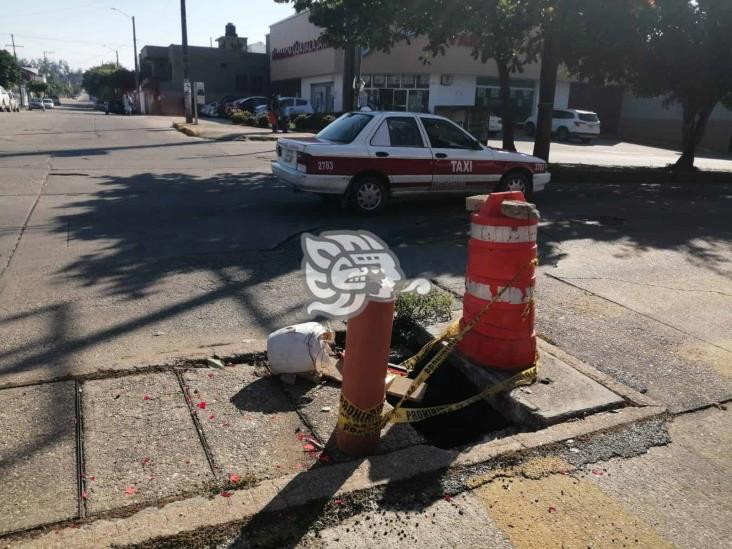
left=171, top=117, right=315, bottom=141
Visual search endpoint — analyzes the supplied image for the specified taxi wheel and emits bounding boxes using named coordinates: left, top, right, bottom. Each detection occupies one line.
left=350, top=176, right=387, bottom=214
left=498, top=171, right=533, bottom=201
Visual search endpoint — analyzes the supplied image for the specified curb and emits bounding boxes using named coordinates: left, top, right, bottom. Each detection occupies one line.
left=7, top=404, right=666, bottom=548
left=172, top=122, right=201, bottom=138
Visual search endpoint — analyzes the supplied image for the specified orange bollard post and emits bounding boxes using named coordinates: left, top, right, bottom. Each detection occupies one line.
left=336, top=298, right=395, bottom=456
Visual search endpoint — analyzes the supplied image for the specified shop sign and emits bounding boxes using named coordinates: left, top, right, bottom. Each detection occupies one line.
left=272, top=37, right=328, bottom=60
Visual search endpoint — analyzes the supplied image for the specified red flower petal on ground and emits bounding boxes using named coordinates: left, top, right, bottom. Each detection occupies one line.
left=197, top=401, right=206, bottom=409
left=220, top=491, right=233, bottom=498
left=443, top=494, right=453, bottom=502
left=318, top=453, right=332, bottom=463
left=143, top=395, right=151, bottom=401
left=141, top=457, right=150, bottom=466
left=208, top=414, right=216, bottom=420
left=229, top=474, right=241, bottom=483
left=548, top=505, right=557, bottom=513
left=591, top=469, right=605, bottom=477
left=125, top=486, right=137, bottom=495
left=208, top=373, right=215, bottom=379
left=81, top=490, right=89, bottom=500
left=303, top=443, right=316, bottom=452
left=333, top=498, right=344, bottom=505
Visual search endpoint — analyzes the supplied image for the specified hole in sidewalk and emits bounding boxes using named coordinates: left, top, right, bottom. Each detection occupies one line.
left=385, top=320, right=511, bottom=450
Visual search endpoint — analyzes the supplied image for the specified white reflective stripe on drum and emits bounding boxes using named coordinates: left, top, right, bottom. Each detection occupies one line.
left=465, top=279, right=534, bottom=304
left=470, top=223, right=537, bottom=243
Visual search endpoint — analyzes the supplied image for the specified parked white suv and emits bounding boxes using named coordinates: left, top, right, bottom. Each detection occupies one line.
left=524, top=108, right=601, bottom=143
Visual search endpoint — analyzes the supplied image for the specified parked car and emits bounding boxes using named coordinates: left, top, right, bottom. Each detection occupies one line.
left=228, top=96, right=268, bottom=116
left=29, top=97, right=45, bottom=110
left=0, top=86, right=10, bottom=112
left=199, top=101, right=218, bottom=117
left=524, top=108, right=601, bottom=143
left=216, top=95, right=239, bottom=117
left=105, top=99, right=127, bottom=115
left=50, top=95, right=61, bottom=106
left=42, top=98, right=55, bottom=109
left=271, top=111, right=550, bottom=214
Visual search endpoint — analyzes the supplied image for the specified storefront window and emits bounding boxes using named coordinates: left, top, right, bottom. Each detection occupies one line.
left=475, top=80, right=535, bottom=122
left=364, top=73, right=430, bottom=113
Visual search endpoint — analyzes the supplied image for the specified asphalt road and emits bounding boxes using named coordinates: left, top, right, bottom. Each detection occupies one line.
left=1, top=103, right=729, bottom=410
left=0, top=102, right=731, bottom=547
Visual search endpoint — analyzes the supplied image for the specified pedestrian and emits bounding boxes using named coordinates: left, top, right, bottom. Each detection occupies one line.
left=123, top=94, right=132, bottom=116
left=268, top=93, right=279, bottom=133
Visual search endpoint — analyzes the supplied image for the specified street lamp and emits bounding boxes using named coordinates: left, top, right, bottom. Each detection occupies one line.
left=111, top=7, right=140, bottom=113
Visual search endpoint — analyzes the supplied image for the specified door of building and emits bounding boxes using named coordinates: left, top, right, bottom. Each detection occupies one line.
left=311, top=82, right=334, bottom=113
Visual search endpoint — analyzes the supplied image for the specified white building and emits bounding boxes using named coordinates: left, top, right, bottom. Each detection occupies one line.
left=269, top=11, right=732, bottom=153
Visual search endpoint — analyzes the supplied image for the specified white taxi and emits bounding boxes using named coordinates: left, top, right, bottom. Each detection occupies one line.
left=272, top=111, right=550, bottom=214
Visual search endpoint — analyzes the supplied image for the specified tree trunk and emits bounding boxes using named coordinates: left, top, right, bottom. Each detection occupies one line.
left=496, top=59, right=516, bottom=151
left=675, top=98, right=716, bottom=170
left=342, top=42, right=355, bottom=112
left=533, top=33, right=560, bottom=161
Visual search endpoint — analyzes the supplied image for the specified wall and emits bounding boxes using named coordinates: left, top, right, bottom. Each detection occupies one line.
left=428, top=74, right=476, bottom=112
left=300, top=73, right=344, bottom=111
left=619, top=93, right=732, bottom=154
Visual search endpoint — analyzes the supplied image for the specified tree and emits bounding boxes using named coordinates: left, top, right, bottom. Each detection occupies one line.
left=27, top=81, right=48, bottom=96
left=0, top=49, right=21, bottom=88
left=567, top=0, right=732, bottom=169
left=82, top=64, right=135, bottom=100
left=410, top=1, right=539, bottom=151
left=277, top=0, right=538, bottom=151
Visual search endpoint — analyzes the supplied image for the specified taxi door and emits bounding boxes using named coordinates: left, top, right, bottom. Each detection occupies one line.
left=418, top=116, right=499, bottom=193
left=366, top=115, right=433, bottom=194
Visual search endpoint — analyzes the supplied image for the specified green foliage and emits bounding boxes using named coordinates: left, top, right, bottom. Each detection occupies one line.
left=292, top=113, right=337, bottom=133
left=565, top=0, right=732, bottom=168
left=230, top=110, right=259, bottom=126
left=395, top=288, right=453, bottom=325
left=82, top=64, right=135, bottom=100
left=0, top=49, right=21, bottom=88
left=27, top=81, right=48, bottom=95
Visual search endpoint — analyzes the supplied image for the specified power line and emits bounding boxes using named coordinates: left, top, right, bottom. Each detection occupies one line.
left=9, top=33, right=128, bottom=48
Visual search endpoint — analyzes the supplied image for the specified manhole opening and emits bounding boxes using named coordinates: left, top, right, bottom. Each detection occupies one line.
left=333, top=321, right=513, bottom=449
left=389, top=322, right=511, bottom=449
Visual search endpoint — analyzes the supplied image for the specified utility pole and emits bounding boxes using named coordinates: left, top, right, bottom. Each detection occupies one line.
left=116, top=50, right=120, bottom=67
left=132, top=16, right=140, bottom=112
left=5, top=35, right=23, bottom=61
left=180, top=0, right=192, bottom=123
left=4, top=35, right=26, bottom=108
left=112, top=8, right=141, bottom=113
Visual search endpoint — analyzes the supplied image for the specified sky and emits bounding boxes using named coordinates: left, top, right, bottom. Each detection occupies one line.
left=1, top=0, right=295, bottom=70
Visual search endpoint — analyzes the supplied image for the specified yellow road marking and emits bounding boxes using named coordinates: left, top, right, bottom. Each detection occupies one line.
left=472, top=458, right=673, bottom=549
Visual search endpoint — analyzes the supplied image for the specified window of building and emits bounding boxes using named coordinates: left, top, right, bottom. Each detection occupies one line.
left=363, top=74, right=430, bottom=113
left=420, top=117, right=477, bottom=149
left=475, top=76, right=535, bottom=122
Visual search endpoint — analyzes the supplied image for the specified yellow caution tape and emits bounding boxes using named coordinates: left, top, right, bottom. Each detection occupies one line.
left=337, top=259, right=540, bottom=436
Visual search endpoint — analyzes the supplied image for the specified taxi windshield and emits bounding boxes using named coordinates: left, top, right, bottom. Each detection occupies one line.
left=317, top=113, right=373, bottom=143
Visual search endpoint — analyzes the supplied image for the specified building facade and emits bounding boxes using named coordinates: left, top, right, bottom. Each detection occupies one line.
left=268, top=11, right=575, bottom=137
left=139, top=23, right=268, bottom=115
left=269, top=11, right=732, bottom=153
